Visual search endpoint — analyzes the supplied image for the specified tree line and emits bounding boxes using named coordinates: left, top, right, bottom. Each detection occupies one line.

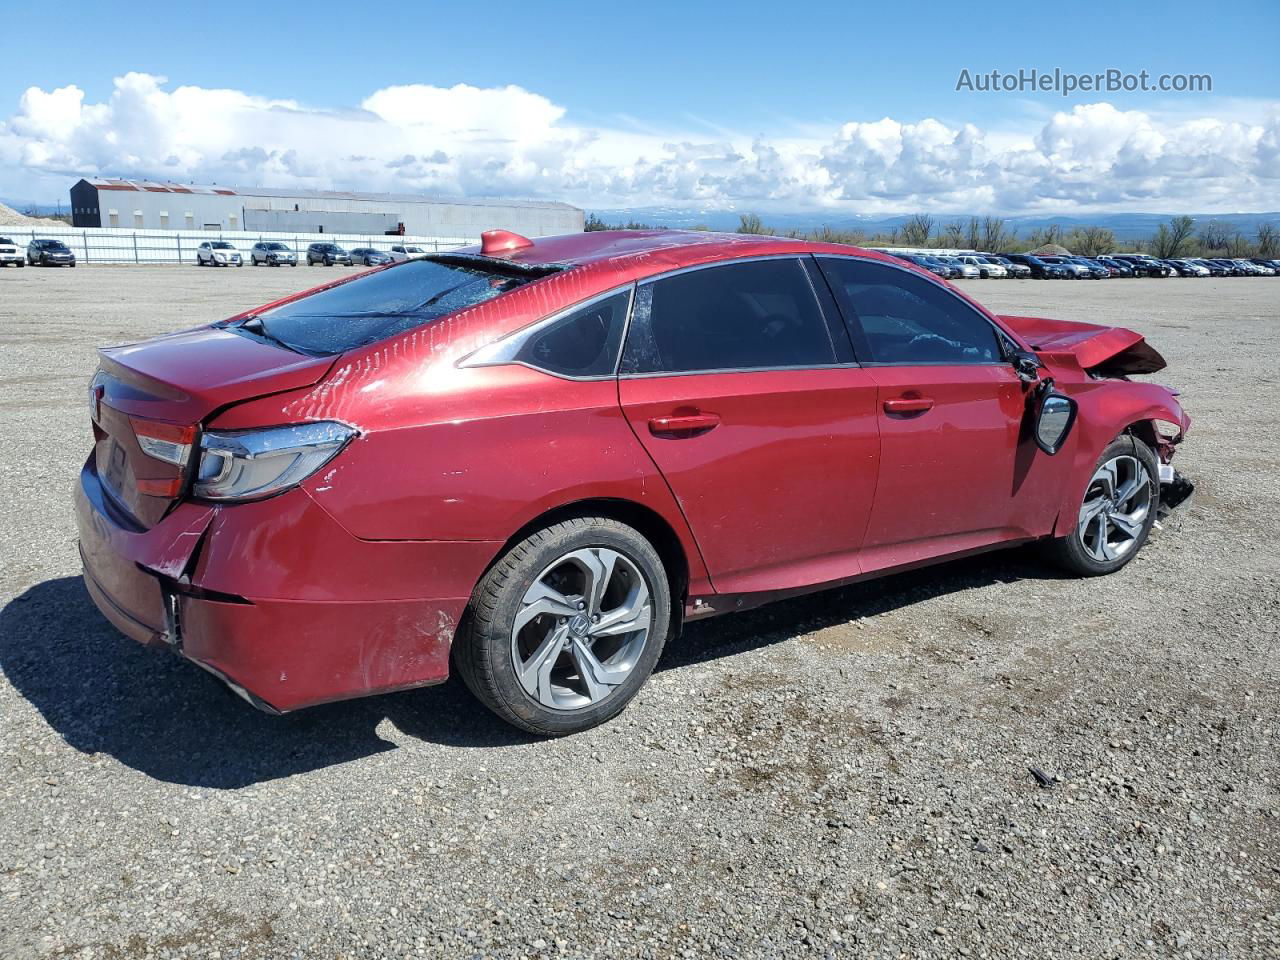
left=585, top=212, right=1277, bottom=259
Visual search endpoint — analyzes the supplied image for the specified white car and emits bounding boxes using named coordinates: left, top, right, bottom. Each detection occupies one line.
left=939, top=256, right=980, bottom=279
left=1173, top=259, right=1210, bottom=277
left=196, top=241, right=243, bottom=267
left=0, top=236, right=24, bottom=267
left=960, top=255, right=1007, bottom=278
left=388, top=244, right=428, bottom=262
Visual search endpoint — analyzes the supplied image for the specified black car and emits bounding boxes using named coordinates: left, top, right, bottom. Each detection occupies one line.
left=1106, top=254, right=1166, bottom=277
left=900, top=254, right=951, bottom=278
left=27, top=238, right=76, bottom=267
left=349, top=247, right=393, bottom=267
left=1000, top=253, right=1071, bottom=279
left=306, top=243, right=352, bottom=266
left=1191, top=259, right=1228, bottom=277
left=1096, top=257, right=1135, bottom=277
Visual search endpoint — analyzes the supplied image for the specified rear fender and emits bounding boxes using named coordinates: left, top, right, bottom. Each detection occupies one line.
left=1050, top=380, right=1189, bottom=538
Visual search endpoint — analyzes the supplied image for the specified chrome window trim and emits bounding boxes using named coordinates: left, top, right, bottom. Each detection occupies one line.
left=457, top=283, right=636, bottom=382
left=618, top=253, right=851, bottom=378
left=815, top=253, right=1016, bottom=367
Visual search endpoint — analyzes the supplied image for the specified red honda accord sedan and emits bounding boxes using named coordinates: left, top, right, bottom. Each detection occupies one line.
left=75, top=229, right=1192, bottom=734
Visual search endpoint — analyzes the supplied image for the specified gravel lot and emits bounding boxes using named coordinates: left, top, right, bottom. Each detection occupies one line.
left=1, top=265, right=1277, bottom=959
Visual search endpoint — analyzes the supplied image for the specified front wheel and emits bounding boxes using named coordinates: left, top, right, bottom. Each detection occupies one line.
left=1042, top=435, right=1158, bottom=576
left=454, top=517, right=671, bottom=736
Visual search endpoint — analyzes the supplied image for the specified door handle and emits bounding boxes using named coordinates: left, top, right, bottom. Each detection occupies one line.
left=883, top=396, right=935, bottom=414
left=648, top=412, right=721, bottom=437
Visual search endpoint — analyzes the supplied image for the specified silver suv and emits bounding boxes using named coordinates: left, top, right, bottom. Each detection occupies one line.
left=250, top=241, right=298, bottom=266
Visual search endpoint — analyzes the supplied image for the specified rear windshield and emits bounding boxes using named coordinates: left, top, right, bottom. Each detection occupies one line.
left=250, top=257, right=559, bottom=355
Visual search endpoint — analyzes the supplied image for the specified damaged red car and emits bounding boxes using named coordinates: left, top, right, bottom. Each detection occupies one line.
left=75, top=230, right=1193, bottom=734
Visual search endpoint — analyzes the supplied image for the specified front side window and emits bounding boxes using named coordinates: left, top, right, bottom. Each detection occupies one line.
left=620, top=258, right=836, bottom=374
left=251, top=257, right=557, bottom=355
left=818, top=257, right=1001, bottom=365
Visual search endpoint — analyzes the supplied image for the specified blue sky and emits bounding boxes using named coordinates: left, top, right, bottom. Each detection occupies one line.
left=2, top=0, right=1277, bottom=214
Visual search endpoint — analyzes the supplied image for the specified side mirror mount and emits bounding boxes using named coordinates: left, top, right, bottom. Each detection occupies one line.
left=1011, top=348, right=1041, bottom=383
left=1034, top=381, right=1077, bottom=455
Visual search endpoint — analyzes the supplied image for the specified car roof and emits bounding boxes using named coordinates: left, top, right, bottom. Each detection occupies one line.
left=453, top=229, right=908, bottom=284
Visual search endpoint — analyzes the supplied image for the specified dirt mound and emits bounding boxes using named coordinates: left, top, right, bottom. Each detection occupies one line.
left=0, top=201, right=63, bottom=227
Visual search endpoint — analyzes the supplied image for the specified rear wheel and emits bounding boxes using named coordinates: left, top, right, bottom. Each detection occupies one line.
left=455, top=517, right=671, bottom=736
left=1042, top=435, right=1158, bottom=576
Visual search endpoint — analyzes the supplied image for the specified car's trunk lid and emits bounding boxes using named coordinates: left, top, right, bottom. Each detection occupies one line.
left=92, top=326, right=336, bottom=528
left=999, top=314, right=1167, bottom=376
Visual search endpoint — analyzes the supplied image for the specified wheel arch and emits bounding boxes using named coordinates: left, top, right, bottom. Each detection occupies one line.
left=1050, top=387, right=1188, bottom=538
left=485, top=497, right=694, bottom=641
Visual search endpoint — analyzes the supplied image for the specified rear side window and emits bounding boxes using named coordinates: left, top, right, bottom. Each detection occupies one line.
left=253, top=258, right=554, bottom=355
left=620, top=258, right=836, bottom=374
left=479, top=291, right=632, bottom=378
left=818, top=257, right=1001, bottom=364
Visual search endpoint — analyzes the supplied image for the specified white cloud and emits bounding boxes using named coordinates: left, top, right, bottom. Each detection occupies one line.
left=2, top=72, right=1278, bottom=214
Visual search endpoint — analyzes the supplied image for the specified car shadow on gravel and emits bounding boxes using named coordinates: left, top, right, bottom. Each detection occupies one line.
left=3, top=552, right=1064, bottom=788
left=0, top=577, right=534, bottom=789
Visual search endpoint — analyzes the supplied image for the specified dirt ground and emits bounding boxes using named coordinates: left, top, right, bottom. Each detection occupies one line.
left=1, top=264, right=1277, bottom=959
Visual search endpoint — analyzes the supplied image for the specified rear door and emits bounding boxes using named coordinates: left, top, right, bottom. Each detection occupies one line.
left=617, top=256, right=880, bottom=595
left=817, top=256, right=1063, bottom=572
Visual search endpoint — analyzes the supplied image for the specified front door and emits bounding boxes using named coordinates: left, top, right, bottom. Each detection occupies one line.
left=617, top=256, right=880, bottom=595
left=817, top=255, right=1063, bottom=572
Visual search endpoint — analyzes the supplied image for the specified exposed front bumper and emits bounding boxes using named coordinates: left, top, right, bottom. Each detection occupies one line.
left=75, top=456, right=498, bottom=712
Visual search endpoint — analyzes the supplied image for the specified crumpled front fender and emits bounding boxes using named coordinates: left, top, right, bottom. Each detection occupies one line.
left=1050, top=381, right=1190, bottom=538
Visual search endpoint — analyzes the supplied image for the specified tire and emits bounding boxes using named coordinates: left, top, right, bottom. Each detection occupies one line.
left=1041, top=434, right=1159, bottom=577
left=454, top=516, right=672, bottom=736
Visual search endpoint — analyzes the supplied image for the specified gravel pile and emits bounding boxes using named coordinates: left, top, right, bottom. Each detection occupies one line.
left=0, top=268, right=1276, bottom=958
left=0, top=201, right=63, bottom=227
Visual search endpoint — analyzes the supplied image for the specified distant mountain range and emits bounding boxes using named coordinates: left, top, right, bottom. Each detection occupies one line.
left=7, top=197, right=1277, bottom=244
left=589, top=209, right=1280, bottom=243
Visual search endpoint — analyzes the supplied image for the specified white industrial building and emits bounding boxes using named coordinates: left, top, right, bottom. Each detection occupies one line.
left=68, top=179, right=583, bottom=239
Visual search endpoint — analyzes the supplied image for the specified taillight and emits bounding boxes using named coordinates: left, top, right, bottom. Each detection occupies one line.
left=131, top=419, right=196, bottom=497
left=131, top=418, right=196, bottom=466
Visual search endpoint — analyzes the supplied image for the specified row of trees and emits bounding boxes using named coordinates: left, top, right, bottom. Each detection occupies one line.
left=585, top=211, right=1277, bottom=259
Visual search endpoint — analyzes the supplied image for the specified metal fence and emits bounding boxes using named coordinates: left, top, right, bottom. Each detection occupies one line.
left=0, top=226, right=476, bottom=265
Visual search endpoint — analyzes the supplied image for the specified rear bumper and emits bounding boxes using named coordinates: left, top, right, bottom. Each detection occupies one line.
left=75, top=456, right=498, bottom=712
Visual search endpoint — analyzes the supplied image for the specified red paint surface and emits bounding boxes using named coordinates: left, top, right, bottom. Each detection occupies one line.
left=75, top=231, right=1189, bottom=711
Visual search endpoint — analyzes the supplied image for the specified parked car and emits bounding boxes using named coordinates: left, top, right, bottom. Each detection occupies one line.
left=985, top=255, right=1030, bottom=278
left=999, top=253, right=1066, bottom=279
left=1188, top=258, right=1228, bottom=277
left=1096, top=257, right=1136, bottom=277
left=74, top=229, right=1194, bottom=735
left=901, top=255, right=950, bottom=278
left=389, top=244, right=429, bottom=262
left=27, top=238, right=76, bottom=267
left=1107, top=254, right=1166, bottom=277
left=918, top=256, right=961, bottom=279
left=1068, top=257, right=1111, bottom=279
left=1206, top=258, right=1246, bottom=276
left=250, top=242, right=298, bottom=267
left=0, top=236, right=24, bottom=267
left=197, top=241, right=243, bottom=267
left=1248, top=258, right=1280, bottom=273
left=350, top=247, right=393, bottom=267
left=938, top=256, right=980, bottom=278
left=1169, top=259, right=1209, bottom=277
left=959, top=255, right=1007, bottom=278
left=1232, top=258, right=1271, bottom=276
left=1038, top=256, right=1091, bottom=279
left=307, top=243, right=352, bottom=266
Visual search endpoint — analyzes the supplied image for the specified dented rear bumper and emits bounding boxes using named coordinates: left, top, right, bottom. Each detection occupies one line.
left=75, top=455, right=499, bottom=712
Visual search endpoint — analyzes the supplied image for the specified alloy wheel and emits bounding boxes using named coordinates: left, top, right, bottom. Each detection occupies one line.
left=1077, top=455, right=1152, bottom=562
left=511, top=547, right=652, bottom=710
